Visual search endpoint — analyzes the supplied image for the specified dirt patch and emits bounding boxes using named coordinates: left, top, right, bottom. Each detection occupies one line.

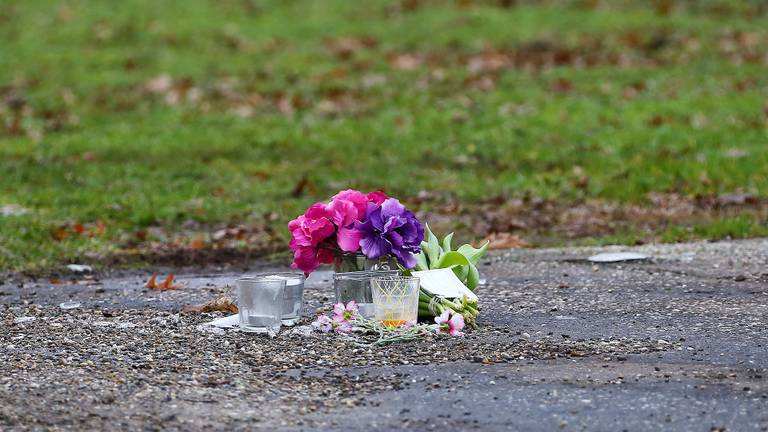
left=418, top=192, right=768, bottom=246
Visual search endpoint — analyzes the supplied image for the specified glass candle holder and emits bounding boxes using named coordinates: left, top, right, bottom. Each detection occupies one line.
left=370, top=275, right=420, bottom=327
left=236, top=276, right=285, bottom=336
left=333, top=270, right=399, bottom=318
left=260, top=272, right=305, bottom=326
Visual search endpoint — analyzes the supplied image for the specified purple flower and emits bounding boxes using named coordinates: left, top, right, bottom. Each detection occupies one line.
left=355, top=198, right=424, bottom=268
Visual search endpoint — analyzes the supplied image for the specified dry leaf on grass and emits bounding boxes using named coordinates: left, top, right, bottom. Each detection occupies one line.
left=484, top=232, right=529, bottom=250
left=182, top=296, right=238, bottom=314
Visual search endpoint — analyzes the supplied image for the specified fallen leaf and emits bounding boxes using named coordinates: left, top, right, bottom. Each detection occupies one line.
left=52, top=226, right=68, bottom=241
left=291, top=174, right=310, bottom=198
left=484, top=232, right=529, bottom=250
left=160, top=274, right=182, bottom=290
left=182, top=296, right=239, bottom=314
left=190, top=238, right=205, bottom=250
left=388, top=53, right=421, bottom=71
left=146, top=273, right=183, bottom=290
left=549, top=78, right=573, bottom=93
left=73, top=223, right=86, bottom=234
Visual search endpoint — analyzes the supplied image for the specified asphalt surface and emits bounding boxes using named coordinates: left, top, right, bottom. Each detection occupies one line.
left=1, top=239, right=767, bottom=431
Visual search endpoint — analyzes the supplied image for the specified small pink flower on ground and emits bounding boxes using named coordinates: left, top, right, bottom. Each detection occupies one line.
left=312, top=315, right=333, bottom=333
left=435, top=310, right=465, bottom=336
left=402, top=320, right=417, bottom=328
left=332, top=301, right=359, bottom=323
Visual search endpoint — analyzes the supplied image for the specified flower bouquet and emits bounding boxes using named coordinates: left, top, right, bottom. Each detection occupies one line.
left=288, top=189, right=424, bottom=275
left=289, top=189, right=489, bottom=339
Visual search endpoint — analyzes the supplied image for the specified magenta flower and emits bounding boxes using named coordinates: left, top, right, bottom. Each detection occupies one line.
left=288, top=203, right=336, bottom=275
left=366, top=191, right=389, bottom=205
left=435, top=310, right=465, bottom=336
left=332, top=301, right=359, bottom=323
left=355, top=198, right=424, bottom=268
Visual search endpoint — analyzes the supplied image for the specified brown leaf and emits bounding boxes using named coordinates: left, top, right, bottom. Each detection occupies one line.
left=388, top=53, right=421, bottom=71
left=73, top=223, right=86, bottom=234
left=190, top=238, right=205, bottom=250
left=653, top=0, right=673, bottom=15
left=52, top=226, right=68, bottom=241
left=549, top=78, right=573, bottom=93
left=182, top=296, right=238, bottom=314
left=324, top=36, right=377, bottom=60
left=291, top=174, right=309, bottom=198
left=484, top=232, right=529, bottom=250
left=160, top=273, right=181, bottom=290
left=647, top=114, right=667, bottom=127
left=145, top=273, right=158, bottom=289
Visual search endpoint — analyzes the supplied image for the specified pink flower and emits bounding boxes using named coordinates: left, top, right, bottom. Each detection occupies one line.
left=332, top=316, right=353, bottom=333
left=329, top=190, right=368, bottom=224
left=435, top=310, right=465, bottom=336
left=326, top=190, right=368, bottom=253
left=332, top=301, right=359, bottom=323
left=366, top=191, right=389, bottom=205
left=312, top=315, right=334, bottom=333
left=288, top=203, right=336, bottom=275
left=312, top=313, right=354, bottom=333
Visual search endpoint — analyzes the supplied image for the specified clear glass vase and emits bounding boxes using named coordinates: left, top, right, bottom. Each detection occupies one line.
left=333, top=252, right=397, bottom=273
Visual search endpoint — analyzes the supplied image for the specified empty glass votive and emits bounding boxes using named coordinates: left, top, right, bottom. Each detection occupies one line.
left=370, top=275, right=420, bottom=327
left=261, top=272, right=305, bottom=326
left=236, top=276, right=285, bottom=335
left=333, top=270, right=399, bottom=318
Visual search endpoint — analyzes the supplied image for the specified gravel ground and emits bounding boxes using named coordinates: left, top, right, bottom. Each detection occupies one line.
left=1, top=239, right=767, bottom=431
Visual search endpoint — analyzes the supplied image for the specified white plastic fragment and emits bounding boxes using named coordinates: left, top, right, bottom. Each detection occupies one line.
left=59, top=301, right=81, bottom=310
left=588, top=252, right=649, bottom=263
left=66, top=264, right=92, bottom=273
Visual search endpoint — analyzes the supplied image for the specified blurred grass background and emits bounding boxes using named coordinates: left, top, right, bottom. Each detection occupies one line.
left=1, top=0, right=767, bottom=272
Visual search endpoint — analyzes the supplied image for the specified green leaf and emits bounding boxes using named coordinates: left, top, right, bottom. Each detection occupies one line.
left=452, top=264, right=469, bottom=282
left=414, top=252, right=428, bottom=271
left=441, top=232, right=454, bottom=252
left=457, top=240, right=490, bottom=265
left=434, top=251, right=470, bottom=269
left=424, top=223, right=441, bottom=265
left=465, top=263, right=480, bottom=290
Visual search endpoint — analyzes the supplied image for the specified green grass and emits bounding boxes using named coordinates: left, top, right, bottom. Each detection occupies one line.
left=1, top=0, right=768, bottom=271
